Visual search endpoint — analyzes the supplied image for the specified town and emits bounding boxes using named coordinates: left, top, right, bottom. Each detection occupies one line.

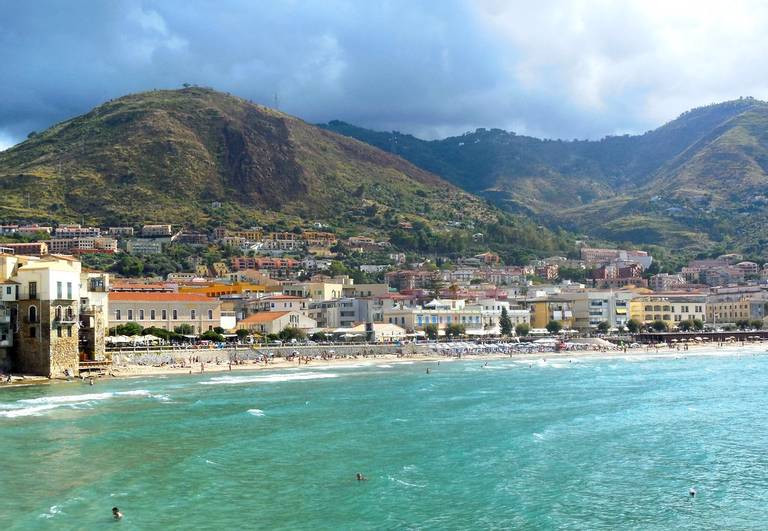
left=1, top=221, right=768, bottom=378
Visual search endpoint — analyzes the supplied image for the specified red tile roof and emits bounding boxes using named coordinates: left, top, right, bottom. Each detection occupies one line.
left=239, top=311, right=291, bottom=323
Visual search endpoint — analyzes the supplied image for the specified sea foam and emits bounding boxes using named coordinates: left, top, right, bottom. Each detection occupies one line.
left=200, top=372, right=338, bottom=385
left=0, top=390, right=159, bottom=418
left=247, top=408, right=265, bottom=416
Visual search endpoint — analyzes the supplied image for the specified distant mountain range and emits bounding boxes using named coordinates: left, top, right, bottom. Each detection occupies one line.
left=323, top=97, right=768, bottom=256
left=0, top=88, right=570, bottom=261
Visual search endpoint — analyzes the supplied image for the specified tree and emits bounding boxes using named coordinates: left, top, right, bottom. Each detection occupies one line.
left=596, top=321, right=610, bottom=334
left=626, top=319, right=641, bottom=333
left=650, top=320, right=668, bottom=332
left=278, top=327, right=306, bottom=341
left=692, top=318, right=704, bottom=331
left=113, top=322, right=142, bottom=336
left=735, top=319, right=750, bottom=330
left=678, top=319, right=693, bottom=332
left=424, top=324, right=439, bottom=340
left=546, top=320, right=563, bottom=334
left=499, top=307, right=513, bottom=336
left=213, top=326, right=225, bottom=334
left=445, top=323, right=466, bottom=338
left=200, top=330, right=224, bottom=342
left=515, top=323, right=530, bottom=337
left=750, top=319, right=764, bottom=330
left=235, top=329, right=251, bottom=340
left=174, top=324, right=195, bottom=335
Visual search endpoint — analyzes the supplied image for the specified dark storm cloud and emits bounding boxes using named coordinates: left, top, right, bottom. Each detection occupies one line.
left=3, top=0, right=767, bottom=150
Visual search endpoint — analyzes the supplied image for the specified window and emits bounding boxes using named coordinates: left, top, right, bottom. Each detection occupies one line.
left=29, top=306, right=37, bottom=323
left=29, top=326, right=36, bottom=338
left=115, top=309, right=121, bottom=320
left=172, top=309, right=178, bottom=320
left=208, top=310, right=213, bottom=320
left=5, top=286, right=10, bottom=295
left=67, top=326, right=72, bottom=337
left=29, top=282, right=37, bottom=299
left=57, top=327, right=62, bottom=338
left=57, top=281, right=63, bottom=299
left=162, top=309, right=167, bottom=320
left=67, top=282, right=72, bottom=299
left=191, top=310, right=196, bottom=320
left=127, top=309, right=133, bottom=320
left=150, top=309, right=156, bottom=320
left=139, top=310, right=144, bottom=320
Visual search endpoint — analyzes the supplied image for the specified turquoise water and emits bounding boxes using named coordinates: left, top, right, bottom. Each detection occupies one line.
left=2, top=351, right=768, bottom=530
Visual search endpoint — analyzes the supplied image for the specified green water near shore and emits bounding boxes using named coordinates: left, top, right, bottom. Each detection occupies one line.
left=2, top=351, right=768, bottom=529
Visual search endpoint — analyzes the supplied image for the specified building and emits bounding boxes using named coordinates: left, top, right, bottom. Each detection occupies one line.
left=1, top=254, right=85, bottom=377
left=384, top=269, right=439, bottom=291
left=178, top=282, right=267, bottom=298
left=126, top=238, right=163, bottom=255
left=649, top=273, right=686, bottom=292
left=108, top=292, right=222, bottom=334
left=581, top=247, right=652, bottom=269
left=254, top=295, right=309, bottom=313
left=589, top=264, right=647, bottom=289
left=47, top=237, right=118, bottom=254
left=283, top=281, right=344, bottom=300
left=381, top=298, right=524, bottom=336
left=236, top=311, right=316, bottom=335
left=2, top=242, right=49, bottom=256
left=53, top=224, right=101, bottom=239
left=230, top=257, right=300, bottom=278
left=108, top=227, right=135, bottom=238
left=141, top=224, right=173, bottom=237
left=629, top=294, right=707, bottom=328
left=16, top=224, right=53, bottom=236
left=342, top=283, right=390, bottom=298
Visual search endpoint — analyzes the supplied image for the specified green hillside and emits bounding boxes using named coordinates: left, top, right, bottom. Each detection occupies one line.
left=0, top=87, right=573, bottom=261
left=322, top=98, right=768, bottom=254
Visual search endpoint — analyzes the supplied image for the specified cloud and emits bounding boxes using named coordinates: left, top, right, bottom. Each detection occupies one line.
left=1, top=0, right=768, bottom=148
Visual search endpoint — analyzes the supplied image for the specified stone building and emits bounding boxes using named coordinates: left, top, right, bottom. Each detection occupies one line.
left=0, top=252, right=110, bottom=377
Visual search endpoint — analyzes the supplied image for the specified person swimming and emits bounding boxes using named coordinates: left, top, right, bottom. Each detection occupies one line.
left=112, top=507, right=123, bottom=519
left=356, top=473, right=367, bottom=481
left=689, top=487, right=697, bottom=498
left=426, top=368, right=431, bottom=374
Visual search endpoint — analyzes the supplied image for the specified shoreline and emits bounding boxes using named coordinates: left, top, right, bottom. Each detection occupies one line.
left=2, top=342, right=766, bottom=390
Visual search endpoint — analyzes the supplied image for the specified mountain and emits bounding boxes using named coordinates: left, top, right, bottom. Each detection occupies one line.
left=323, top=98, right=768, bottom=255
left=0, top=87, right=572, bottom=261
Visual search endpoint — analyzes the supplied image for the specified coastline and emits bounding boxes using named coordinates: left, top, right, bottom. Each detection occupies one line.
left=2, top=342, right=766, bottom=390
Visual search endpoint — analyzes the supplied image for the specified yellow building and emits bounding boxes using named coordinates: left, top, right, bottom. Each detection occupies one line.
left=706, top=299, right=751, bottom=324
left=179, top=282, right=267, bottom=298
left=283, top=282, right=343, bottom=300
left=527, top=299, right=575, bottom=329
left=629, top=295, right=706, bottom=327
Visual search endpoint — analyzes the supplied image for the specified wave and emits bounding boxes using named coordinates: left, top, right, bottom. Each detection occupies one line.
left=247, top=409, right=265, bottom=417
left=388, top=475, right=426, bottom=488
left=0, top=390, right=160, bottom=418
left=200, top=372, right=339, bottom=385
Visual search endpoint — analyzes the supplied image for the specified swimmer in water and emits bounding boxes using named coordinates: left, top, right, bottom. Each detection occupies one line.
left=689, top=487, right=697, bottom=498
left=356, top=473, right=367, bottom=481
left=426, top=368, right=431, bottom=374
left=112, top=507, right=123, bottom=520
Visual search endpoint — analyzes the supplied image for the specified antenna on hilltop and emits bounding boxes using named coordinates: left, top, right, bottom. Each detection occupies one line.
left=274, top=92, right=280, bottom=110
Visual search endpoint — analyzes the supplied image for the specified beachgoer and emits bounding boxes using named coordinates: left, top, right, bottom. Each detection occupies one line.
left=426, top=368, right=431, bottom=374
left=89, top=378, right=94, bottom=386
left=112, top=507, right=123, bottom=519
left=689, top=487, right=696, bottom=498
left=356, top=473, right=367, bottom=481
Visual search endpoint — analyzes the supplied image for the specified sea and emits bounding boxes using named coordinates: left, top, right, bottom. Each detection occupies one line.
left=1, top=350, right=768, bottom=530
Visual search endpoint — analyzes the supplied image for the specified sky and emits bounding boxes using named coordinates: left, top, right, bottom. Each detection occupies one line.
left=2, top=0, right=768, bottom=150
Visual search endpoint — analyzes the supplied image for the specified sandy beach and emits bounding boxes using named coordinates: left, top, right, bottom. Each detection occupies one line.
left=3, top=341, right=766, bottom=388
